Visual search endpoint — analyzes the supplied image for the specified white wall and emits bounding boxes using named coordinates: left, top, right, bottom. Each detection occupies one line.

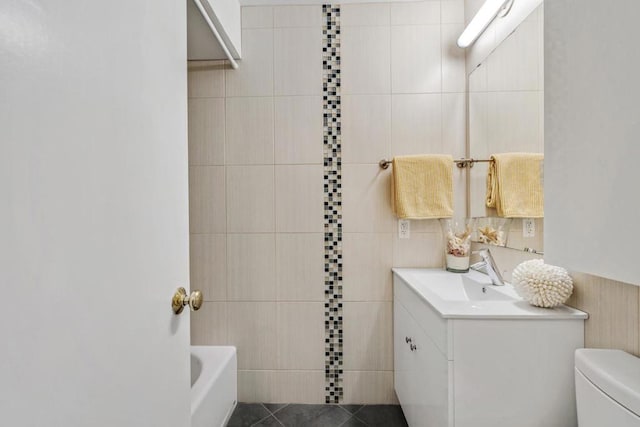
left=545, top=0, right=640, bottom=286
left=0, top=1, right=190, bottom=425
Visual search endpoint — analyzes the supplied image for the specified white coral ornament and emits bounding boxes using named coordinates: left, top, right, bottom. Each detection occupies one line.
left=512, top=259, right=574, bottom=308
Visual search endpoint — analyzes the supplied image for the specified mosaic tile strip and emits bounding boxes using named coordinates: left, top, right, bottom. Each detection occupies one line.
left=322, top=4, right=343, bottom=404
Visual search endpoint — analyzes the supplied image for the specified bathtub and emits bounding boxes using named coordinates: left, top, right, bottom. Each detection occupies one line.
left=191, top=346, right=237, bottom=427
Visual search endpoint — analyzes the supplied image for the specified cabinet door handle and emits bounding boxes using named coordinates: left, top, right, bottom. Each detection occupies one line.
left=410, top=344, right=417, bottom=351
left=405, top=336, right=412, bottom=344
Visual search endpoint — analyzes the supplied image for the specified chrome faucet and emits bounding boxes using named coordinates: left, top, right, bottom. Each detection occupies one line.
left=470, top=249, right=505, bottom=286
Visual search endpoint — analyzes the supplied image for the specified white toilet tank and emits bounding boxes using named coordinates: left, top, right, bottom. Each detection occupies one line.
left=575, top=349, right=640, bottom=427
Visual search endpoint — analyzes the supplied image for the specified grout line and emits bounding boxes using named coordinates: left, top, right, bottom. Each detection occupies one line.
left=336, top=405, right=355, bottom=417
left=270, top=403, right=289, bottom=416
left=221, top=93, right=324, bottom=99
left=260, top=403, right=273, bottom=416
left=337, top=416, right=355, bottom=427
left=251, top=413, right=277, bottom=427
left=191, top=231, right=325, bottom=235
left=351, top=404, right=365, bottom=416
left=337, top=405, right=369, bottom=427
left=440, top=14, right=445, bottom=156
left=268, top=406, right=285, bottom=426
left=352, top=414, right=370, bottom=426
left=271, top=22, right=278, bottom=364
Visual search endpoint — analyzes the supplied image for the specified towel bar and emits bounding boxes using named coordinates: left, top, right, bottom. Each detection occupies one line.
left=378, top=158, right=493, bottom=170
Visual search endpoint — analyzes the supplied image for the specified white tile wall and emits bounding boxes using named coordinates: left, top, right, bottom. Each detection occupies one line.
left=271, top=371, right=325, bottom=403
left=191, top=302, right=228, bottom=345
left=189, top=1, right=467, bottom=405
left=242, top=6, right=273, bottom=29
left=391, top=94, right=443, bottom=155
left=407, top=218, right=441, bottom=233
left=442, top=24, right=467, bottom=93
left=188, top=60, right=225, bottom=98
left=391, top=25, right=441, bottom=93
left=342, top=164, right=396, bottom=233
left=342, top=371, right=398, bottom=404
left=441, top=0, right=465, bottom=24
left=343, top=233, right=393, bottom=301
left=390, top=1, right=440, bottom=25
left=189, top=166, right=226, bottom=233
left=226, top=165, right=275, bottom=232
left=225, top=97, right=274, bottom=165
left=468, top=60, right=488, bottom=92
left=225, top=29, right=274, bottom=97
left=468, top=92, right=489, bottom=217
left=227, top=233, right=276, bottom=301
left=274, top=27, right=323, bottom=96
left=342, top=94, right=392, bottom=164
left=188, top=98, right=225, bottom=166
left=277, top=302, right=325, bottom=369
left=442, top=93, right=466, bottom=157
left=237, top=370, right=277, bottom=402
left=276, top=233, right=324, bottom=301
left=238, top=370, right=325, bottom=404
left=486, top=19, right=540, bottom=92
left=342, top=26, right=391, bottom=95
left=274, top=96, right=323, bottom=164
left=228, top=302, right=278, bottom=369
left=343, top=302, right=394, bottom=371
left=190, top=233, right=227, bottom=301
left=274, top=5, right=322, bottom=28
left=392, top=232, right=444, bottom=267
left=275, top=165, right=323, bottom=232
left=341, top=4, right=390, bottom=26
left=486, top=91, right=541, bottom=154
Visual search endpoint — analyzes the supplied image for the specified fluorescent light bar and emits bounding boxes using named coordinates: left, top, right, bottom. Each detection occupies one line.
left=457, top=0, right=510, bottom=48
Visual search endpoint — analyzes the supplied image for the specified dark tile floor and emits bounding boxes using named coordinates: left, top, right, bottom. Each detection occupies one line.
left=227, top=403, right=408, bottom=427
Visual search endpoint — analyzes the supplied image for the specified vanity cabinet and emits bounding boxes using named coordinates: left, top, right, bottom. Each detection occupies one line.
left=393, top=269, right=586, bottom=427
left=394, top=300, right=448, bottom=427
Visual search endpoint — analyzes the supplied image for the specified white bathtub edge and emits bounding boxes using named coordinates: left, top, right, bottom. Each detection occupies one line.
left=191, top=346, right=237, bottom=427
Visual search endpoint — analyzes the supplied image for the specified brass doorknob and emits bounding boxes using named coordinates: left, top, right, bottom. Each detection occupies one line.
left=172, top=287, right=203, bottom=314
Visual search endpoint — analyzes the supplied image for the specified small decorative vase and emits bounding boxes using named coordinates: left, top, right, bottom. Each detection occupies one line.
left=440, top=218, right=473, bottom=273
left=512, top=259, right=574, bottom=308
left=474, top=217, right=511, bottom=247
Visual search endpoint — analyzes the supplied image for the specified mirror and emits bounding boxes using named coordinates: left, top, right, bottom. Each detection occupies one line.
left=467, top=4, right=544, bottom=253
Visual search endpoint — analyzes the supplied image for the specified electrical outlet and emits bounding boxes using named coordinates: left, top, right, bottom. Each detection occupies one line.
left=523, top=218, right=535, bottom=237
left=399, top=219, right=410, bottom=239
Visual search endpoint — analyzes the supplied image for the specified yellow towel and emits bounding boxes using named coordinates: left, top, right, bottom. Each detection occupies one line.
left=392, top=154, right=454, bottom=219
left=486, top=153, right=544, bottom=218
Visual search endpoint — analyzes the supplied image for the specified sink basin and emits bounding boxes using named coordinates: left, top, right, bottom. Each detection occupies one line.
left=392, top=268, right=588, bottom=319
left=407, top=273, right=516, bottom=302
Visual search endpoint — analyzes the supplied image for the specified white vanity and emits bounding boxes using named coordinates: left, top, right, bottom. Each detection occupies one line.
left=393, top=269, right=587, bottom=427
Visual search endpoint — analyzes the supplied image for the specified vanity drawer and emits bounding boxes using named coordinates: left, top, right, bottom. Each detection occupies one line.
left=394, top=273, right=449, bottom=359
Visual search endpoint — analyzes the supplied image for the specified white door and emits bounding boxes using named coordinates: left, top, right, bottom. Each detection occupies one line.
left=0, top=1, right=191, bottom=426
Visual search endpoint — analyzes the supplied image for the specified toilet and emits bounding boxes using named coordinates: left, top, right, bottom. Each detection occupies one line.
left=575, top=349, right=640, bottom=426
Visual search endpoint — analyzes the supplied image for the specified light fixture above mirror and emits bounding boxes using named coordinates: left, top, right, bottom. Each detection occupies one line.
left=457, top=0, right=515, bottom=48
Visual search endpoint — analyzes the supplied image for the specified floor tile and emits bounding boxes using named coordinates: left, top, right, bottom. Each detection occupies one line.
left=253, top=415, right=283, bottom=426
left=353, top=405, right=408, bottom=427
left=340, top=417, right=367, bottom=426
left=274, top=404, right=351, bottom=427
left=264, top=403, right=288, bottom=414
left=339, top=405, right=363, bottom=415
left=228, top=403, right=272, bottom=427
